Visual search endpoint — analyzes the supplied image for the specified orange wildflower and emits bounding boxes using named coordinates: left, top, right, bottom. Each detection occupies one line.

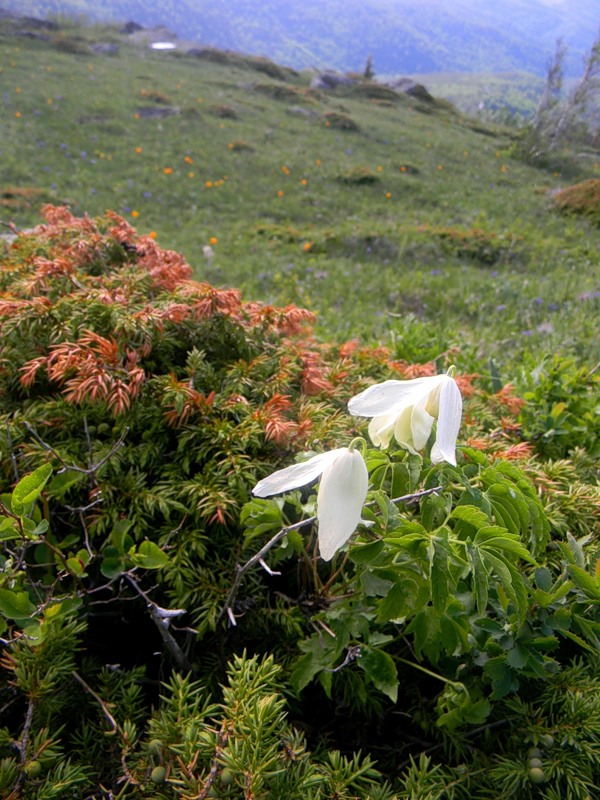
left=163, top=167, right=173, bottom=175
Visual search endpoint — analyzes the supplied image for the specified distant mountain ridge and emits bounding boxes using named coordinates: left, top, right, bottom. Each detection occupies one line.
left=1, top=0, right=597, bottom=76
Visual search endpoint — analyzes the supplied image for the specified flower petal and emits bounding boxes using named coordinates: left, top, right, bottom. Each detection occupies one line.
left=430, top=376, right=462, bottom=465
left=348, top=378, right=437, bottom=417
left=410, top=394, right=435, bottom=450
left=368, top=412, right=398, bottom=448
left=252, top=449, right=345, bottom=497
left=316, top=449, right=368, bottom=561
left=392, top=404, right=417, bottom=451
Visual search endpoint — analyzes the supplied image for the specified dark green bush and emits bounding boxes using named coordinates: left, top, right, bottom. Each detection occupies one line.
left=0, top=208, right=598, bottom=798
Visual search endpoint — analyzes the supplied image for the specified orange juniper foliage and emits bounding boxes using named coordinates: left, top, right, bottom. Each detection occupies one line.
left=262, top=394, right=298, bottom=443
left=494, top=383, right=526, bottom=415
left=299, top=351, right=335, bottom=396
left=391, top=360, right=437, bottom=379
left=20, top=329, right=146, bottom=415
left=495, top=442, right=534, bottom=461
left=455, top=373, right=479, bottom=398
left=464, top=437, right=489, bottom=452
left=162, top=375, right=216, bottom=427
left=189, top=284, right=243, bottom=319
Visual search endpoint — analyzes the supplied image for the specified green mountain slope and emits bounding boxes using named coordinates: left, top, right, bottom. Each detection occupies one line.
left=1, top=18, right=599, bottom=366
left=1, top=0, right=597, bottom=75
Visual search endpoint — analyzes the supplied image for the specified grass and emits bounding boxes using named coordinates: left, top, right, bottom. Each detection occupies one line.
left=1, top=18, right=599, bottom=376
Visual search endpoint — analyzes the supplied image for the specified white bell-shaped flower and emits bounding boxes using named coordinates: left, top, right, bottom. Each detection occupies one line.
left=348, top=372, right=462, bottom=465
left=252, top=446, right=368, bottom=561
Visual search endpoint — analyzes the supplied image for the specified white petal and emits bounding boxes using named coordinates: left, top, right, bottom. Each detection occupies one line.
left=252, top=449, right=345, bottom=497
left=348, top=378, right=437, bottom=418
left=316, top=449, right=368, bottom=561
left=368, top=412, right=397, bottom=448
left=410, top=394, right=435, bottom=451
left=430, top=377, right=462, bottom=465
left=392, top=404, right=417, bottom=451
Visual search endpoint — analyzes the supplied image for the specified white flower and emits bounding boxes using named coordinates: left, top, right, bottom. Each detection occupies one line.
left=348, top=372, right=462, bottom=465
left=252, top=446, right=368, bottom=561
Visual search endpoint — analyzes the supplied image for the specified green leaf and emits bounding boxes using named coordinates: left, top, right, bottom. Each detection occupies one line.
left=568, top=565, right=600, bottom=600
left=377, top=577, right=420, bottom=622
left=100, top=546, right=124, bottom=579
left=134, top=541, right=169, bottom=569
left=358, top=647, right=398, bottom=703
left=429, top=536, right=450, bottom=614
left=506, top=644, right=528, bottom=669
left=349, top=539, right=384, bottom=565
left=48, top=469, right=86, bottom=498
left=11, top=464, right=52, bottom=516
left=0, top=517, right=19, bottom=541
left=469, top=544, right=489, bottom=615
left=0, top=589, right=37, bottom=622
left=475, top=526, right=536, bottom=563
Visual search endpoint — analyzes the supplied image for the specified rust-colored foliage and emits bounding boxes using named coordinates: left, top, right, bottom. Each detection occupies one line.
left=550, top=178, right=600, bottom=225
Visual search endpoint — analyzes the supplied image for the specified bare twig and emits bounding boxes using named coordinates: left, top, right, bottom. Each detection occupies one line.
left=23, top=421, right=129, bottom=476
left=219, top=485, right=442, bottom=626
left=123, top=574, right=191, bottom=671
left=71, top=670, right=118, bottom=732
left=5, top=421, right=20, bottom=483
left=218, top=516, right=316, bottom=626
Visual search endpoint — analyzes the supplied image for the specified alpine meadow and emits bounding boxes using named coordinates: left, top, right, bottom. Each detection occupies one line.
left=0, top=13, right=599, bottom=800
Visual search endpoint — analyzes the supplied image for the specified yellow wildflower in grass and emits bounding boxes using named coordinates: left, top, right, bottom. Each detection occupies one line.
left=163, top=167, right=173, bottom=175
left=184, top=156, right=193, bottom=164
left=205, top=180, right=213, bottom=188
left=148, top=231, right=157, bottom=239
left=188, top=172, right=195, bottom=178
left=281, top=165, right=290, bottom=175
left=131, top=210, right=139, bottom=218
left=277, top=190, right=284, bottom=197
left=209, top=237, right=218, bottom=246
left=14, top=111, right=21, bottom=118
left=385, top=192, right=392, bottom=199
left=315, top=159, right=321, bottom=166
left=300, top=178, right=308, bottom=186
left=437, top=164, right=443, bottom=171
left=377, top=165, right=383, bottom=171
left=302, top=242, right=312, bottom=252
left=135, top=147, right=142, bottom=154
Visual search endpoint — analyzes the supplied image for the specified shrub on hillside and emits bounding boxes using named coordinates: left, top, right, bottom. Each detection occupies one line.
left=550, top=178, right=600, bottom=225
left=0, top=208, right=598, bottom=797
left=323, top=110, right=360, bottom=130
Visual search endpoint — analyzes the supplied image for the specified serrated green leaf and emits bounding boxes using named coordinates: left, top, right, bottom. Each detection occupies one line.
left=429, top=537, right=449, bottom=614
left=568, top=565, right=600, bottom=599
left=377, top=578, right=419, bottom=622
left=469, top=544, right=489, bottom=616
left=349, top=539, right=384, bottom=565
left=481, top=551, right=528, bottom=621
left=506, top=644, right=528, bottom=669
left=358, top=647, right=398, bottom=703
left=475, top=526, right=536, bottom=563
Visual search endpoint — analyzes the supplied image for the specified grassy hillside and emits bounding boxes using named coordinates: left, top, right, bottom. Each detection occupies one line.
left=0, top=19, right=599, bottom=800
left=1, top=18, right=599, bottom=374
